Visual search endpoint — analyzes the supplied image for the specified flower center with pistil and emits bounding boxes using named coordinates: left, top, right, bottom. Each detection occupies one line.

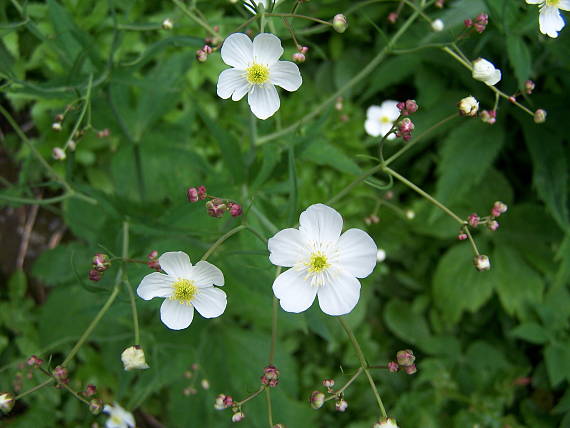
left=379, top=116, right=391, bottom=124
left=246, top=63, right=270, bottom=84
left=307, top=252, right=330, bottom=273
left=171, top=279, right=198, bottom=305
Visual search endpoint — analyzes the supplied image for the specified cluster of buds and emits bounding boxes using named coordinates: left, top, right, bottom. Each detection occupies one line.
left=196, top=44, right=213, bottom=63
left=396, top=118, right=415, bottom=141
left=261, top=365, right=280, bottom=387
left=89, top=253, right=111, bottom=282
left=121, top=345, right=150, bottom=371
left=292, top=46, right=308, bottom=63
left=309, top=391, right=325, bottom=409
left=0, top=392, right=15, bottom=414
left=322, top=379, right=335, bottom=393
left=396, top=99, right=418, bottom=116
left=480, top=109, right=496, bottom=125
left=147, top=250, right=161, bottom=271
left=53, top=365, right=69, bottom=386
left=464, top=13, right=489, bottom=33
left=386, top=349, right=417, bottom=375
left=27, top=355, right=43, bottom=368
left=373, top=417, right=400, bottom=428
left=187, top=185, right=207, bottom=202
left=187, top=185, right=243, bottom=218
left=364, top=214, right=380, bottom=225
left=332, top=14, right=348, bottom=33
left=97, top=128, right=110, bottom=138
left=464, top=201, right=507, bottom=234
left=458, top=96, right=479, bottom=117
left=214, top=394, right=234, bottom=410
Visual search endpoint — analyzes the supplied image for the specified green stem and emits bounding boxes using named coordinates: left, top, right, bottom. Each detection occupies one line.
left=235, top=385, right=265, bottom=406
left=0, top=193, right=72, bottom=205
left=38, top=368, right=89, bottom=405
left=200, top=225, right=247, bottom=261
left=441, top=46, right=472, bottom=70
left=64, top=74, right=93, bottom=151
left=265, top=388, right=274, bottom=427
left=14, top=378, right=53, bottom=400
left=464, top=227, right=480, bottom=256
left=265, top=12, right=332, bottom=26
left=124, top=279, right=141, bottom=345
left=326, top=165, right=383, bottom=206
left=382, top=166, right=465, bottom=224
left=324, top=367, right=363, bottom=401
left=172, top=0, right=217, bottom=36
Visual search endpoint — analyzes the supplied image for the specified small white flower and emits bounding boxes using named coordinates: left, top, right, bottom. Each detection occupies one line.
left=377, top=249, right=386, bottom=262
left=432, top=18, right=444, bottom=31
left=0, top=392, right=15, bottom=414
left=103, top=403, right=135, bottom=428
left=137, top=251, right=226, bottom=330
left=364, top=101, right=400, bottom=139
left=244, top=0, right=269, bottom=14
left=121, top=345, right=150, bottom=371
left=458, top=96, right=479, bottom=117
left=373, top=418, right=399, bottom=428
left=217, top=33, right=302, bottom=120
left=526, top=0, right=570, bottom=37
left=268, top=204, right=377, bottom=316
left=472, top=58, right=502, bottom=86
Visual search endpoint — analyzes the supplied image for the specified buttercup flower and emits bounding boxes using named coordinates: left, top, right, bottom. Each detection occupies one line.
left=364, top=101, right=400, bottom=139
left=268, top=204, right=377, bottom=316
left=137, top=251, right=226, bottom=330
left=244, top=0, right=269, bottom=13
left=217, top=33, right=302, bottom=120
left=526, top=0, right=569, bottom=37
left=103, top=402, right=135, bottom=428
left=472, top=58, right=501, bottom=86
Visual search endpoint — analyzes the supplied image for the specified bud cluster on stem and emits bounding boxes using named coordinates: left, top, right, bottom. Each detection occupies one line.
left=187, top=185, right=243, bottom=218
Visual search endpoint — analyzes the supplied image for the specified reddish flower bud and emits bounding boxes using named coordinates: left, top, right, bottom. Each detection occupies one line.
left=387, top=361, right=399, bottom=372
left=27, top=355, right=43, bottom=368
left=229, top=203, right=243, bottom=217
left=89, top=269, right=102, bottom=282
left=388, top=12, right=398, bottom=23
left=404, top=364, right=417, bottom=375
left=458, top=233, right=468, bottom=241
left=396, top=349, right=415, bottom=367
left=491, top=201, right=508, bottom=217
left=206, top=199, right=227, bottom=218
left=83, top=384, right=97, bottom=397
left=398, top=118, right=414, bottom=134
left=261, top=365, right=280, bottom=387
left=187, top=187, right=199, bottom=203
left=196, top=49, right=208, bottom=62
left=197, top=185, right=207, bottom=199
left=405, top=99, right=418, bottom=113
left=54, top=365, right=69, bottom=384
left=464, top=18, right=473, bottom=27
left=299, top=46, right=309, bottom=54
left=92, top=253, right=111, bottom=272
left=468, top=213, right=480, bottom=228
left=292, top=53, right=305, bottom=63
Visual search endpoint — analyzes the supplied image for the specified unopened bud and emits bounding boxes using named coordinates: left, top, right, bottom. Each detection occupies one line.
left=396, top=350, right=415, bottom=366
left=458, top=233, right=468, bottom=241
left=491, top=201, right=508, bottom=217
left=261, top=365, right=280, bottom=387
left=335, top=97, right=343, bottom=111
left=52, top=122, right=62, bottom=131
left=27, top=355, right=43, bottom=368
left=52, top=147, right=66, bottom=160
left=197, top=185, right=207, bottom=199
left=458, top=96, right=479, bottom=117
left=488, top=220, right=499, bottom=231
left=524, top=80, right=535, bottom=94
left=83, top=384, right=97, bottom=397
left=322, top=379, right=335, bottom=388
left=534, top=109, right=546, bottom=124
left=398, top=118, right=414, bottom=134
left=187, top=187, right=199, bottom=202
left=89, top=398, right=104, bottom=415
left=335, top=398, right=348, bottom=412
left=468, top=213, right=480, bottom=228
left=206, top=199, right=227, bottom=218
left=377, top=249, right=386, bottom=262
left=404, top=364, right=417, bottom=375
left=292, top=53, right=305, bottom=63
left=431, top=19, right=444, bottom=32
left=472, top=58, right=502, bottom=86
left=229, top=203, right=243, bottom=217
left=215, top=394, right=233, bottom=410
left=89, top=269, right=102, bottom=282
left=199, top=379, right=210, bottom=390
left=310, top=391, right=325, bottom=409
left=121, top=345, right=150, bottom=371
left=405, top=209, right=415, bottom=220
left=53, top=365, right=69, bottom=384
left=388, top=12, right=398, bottom=23
left=196, top=49, right=208, bottom=62
left=480, top=109, right=496, bottom=125
left=332, top=14, right=348, bottom=33
left=0, top=392, right=15, bottom=414
left=299, top=46, right=309, bottom=54
left=473, top=255, right=491, bottom=271
left=162, top=18, right=173, bottom=30
left=387, top=361, right=399, bottom=372
left=464, top=18, right=473, bottom=28
left=55, top=114, right=64, bottom=122
left=232, top=411, right=245, bottom=422
left=374, top=417, right=400, bottom=428
left=92, top=253, right=111, bottom=272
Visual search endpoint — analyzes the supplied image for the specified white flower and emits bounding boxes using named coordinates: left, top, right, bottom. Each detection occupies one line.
left=526, top=0, right=570, bottom=37
left=217, top=33, right=302, bottom=120
left=364, top=101, right=400, bottom=140
left=244, top=0, right=269, bottom=13
left=373, top=418, right=399, bottom=428
left=136, top=251, right=226, bottom=330
left=432, top=18, right=444, bottom=31
left=0, top=392, right=15, bottom=414
left=103, top=403, right=135, bottom=428
left=121, top=346, right=149, bottom=371
left=268, top=204, right=377, bottom=316
left=458, top=95, right=479, bottom=117
left=472, top=58, right=501, bottom=86
left=377, top=249, right=386, bottom=262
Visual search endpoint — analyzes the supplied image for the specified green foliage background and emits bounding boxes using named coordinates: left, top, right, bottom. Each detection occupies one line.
left=1, top=0, right=569, bottom=427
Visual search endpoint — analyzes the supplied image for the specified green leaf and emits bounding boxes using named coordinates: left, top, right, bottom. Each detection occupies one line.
left=432, top=244, right=497, bottom=323
left=251, top=144, right=281, bottom=190
left=494, top=246, right=544, bottom=319
left=384, top=298, right=431, bottom=344
left=510, top=322, right=549, bottom=344
left=300, top=141, right=361, bottom=175
left=544, top=342, right=570, bottom=387
left=8, top=269, right=27, bottom=300
left=507, top=35, right=532, bottom=87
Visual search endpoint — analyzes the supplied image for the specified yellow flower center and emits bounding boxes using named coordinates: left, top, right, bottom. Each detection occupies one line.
left=171, top=279, right=198, bottom=304
left=111, top=416, right=123, bottom=425
left=246, top=63, right=270, bottom=84
left=546, top=0, right=560, bottom=6
left=307, top=252, right=330, bottom=273
left=379, top=116, right=391, bottom=124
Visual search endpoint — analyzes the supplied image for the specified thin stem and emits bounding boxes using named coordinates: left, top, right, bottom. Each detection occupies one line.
left=124, top=279, right=141, bottom=345
left=64, top=74, right=93, bottom=151
left=171, top=0, right=217, bottom=36
left=326, top=164, right=383, bottom=206
left=382, top=166, right=465, bottom=224
left=265, top=12, right=332, bottom=26
left=38, top=368, right=89, bottom=405
left=441, top=46, right=472, bottom=70
left=15, top=379, right=53, bottom=400
left=235, top=386, right=265, bottom=406
left=324, top=367, right=363, bottom=401
left=265, top=389, right=274, bottom=427
left=200, top=225, right=247, bottom=261
left=464, top=227, right=480, bottom=256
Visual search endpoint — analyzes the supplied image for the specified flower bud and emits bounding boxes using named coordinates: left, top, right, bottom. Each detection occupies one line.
left=435, top=0, right=445, bottom=7
left=55, top=114, right=64, bottom=122
left=92, top=253, right=111, bottom=272
left=67, top=140, right=76, bottom=151
left=322, top=379, right=335, bottom=389
left=524, top=80, right=535, bottom=94
left=377, top=249, right=386, bottom=262
left=335, top=97, right=343, bottom=111
left=310, top=391, right=325, bottom=409
left=97, top=128, right=110, bottom=138
left=488, top=220, right=499, bottom=231
left=534, top=109, right=546, bottom=124
left=121, top=345, right=150, bottom=371
left=232, top=411, right=245, bottom=422
left=215, top=394, right=233, bottom=410
left=464, top=18, right=473, bottom=27
left=491, top=201, right=508, bottom=217
left=197, top=185, right=207, bottom=199
left=299, top=46, right=309, bottom=54
left=89, top=398, right=104, bottom=415
left=387, top=361, right=399, bottom=372
left=472, top=58, right=501, bottom=86
left=468, top=213, right=480, bottom=228
left=162, top=18, right=173, bottom=30
left=52, top=122, right=62, bottom=131
left=52, top=147, right=66, bottom=160
left=201, top=379, right=210, bottom=390
left=261, top=365, right=280, bottom=387
left=457, top=233, right=468, bottom=241
left=335, top=398, right=348, bottom=412
left=396, top=349, right=415, bottom=366
left=206, top=199, right=227, bottom=218
left=431, top=19, right=444, bottom=32
left=229, top=203, right=243, bottom=217
left=405, top=209, right=415, bottom=220
left=292, top=52, right=305, bottom=63
left=388, top=12, right=398, bottom=23
left=83, top=384, right=97, bottom=397
left=398, top=118, right=414, bottom=134
left=458, top=96, right=479, bottom=117
left=0, top=392, right=15, bottom=414
left=89, top=269, right=102, bottom=282
left=196, top=49, right=208, bottom=62
left=187, top=187, right=199, bottom=202
left=374, top=418, right=399, bottom=428
left=27, top=355, right=43, bottom=368
left=404, top=364, right=417, bottom=375
left=473, top=13, right=488, bottom=33
left=53, top=365, right=69, bottom=384
left=473, top=255, right=491, bottom=271
left=332, top=14, right=348, bottom=33
left=480, top=109, right=496, bottom=125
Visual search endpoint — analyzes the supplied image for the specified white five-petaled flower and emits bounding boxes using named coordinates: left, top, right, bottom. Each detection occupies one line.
left=137, top=251, right=226, bottom=330
left=268, top=204, right=377, bottom=316
left=526, top=0, right=570, bottom=37
left=103, top=402, right=135, bottom=428
left=244, top=0, right=269, bottom=14
left=472, top=58, right=502, bottom=86
left=364, top=101, right=400, bottom=140
left=217, top=33, right=302, bottom=120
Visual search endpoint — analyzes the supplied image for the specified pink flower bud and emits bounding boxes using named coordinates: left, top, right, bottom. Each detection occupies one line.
left=147, top=260, right=160, bottom=271
left=335, top=398, right=348, bottom=412
left=232, top=411, right=245, bottom=422
left=480, top=109, right=496, bottom=125
left=148, top=250, right=158, bottom=260
left=196, top=49, right=208, bottom=62
left=322, top=379, right=335, bottom=388
left=299, top=46, right=309, bottom=54
left=388, top=12, right=398, bottom=23
left=229, top=203, right=243, bottom=217
left=396, top=349, right=415, bottom=367
left=89, top=269, right=102, bottom=282
left=261, top=365, right=280, bottom=387
left=404, top=364, right=417, bottom=375
left=187, top=187, right=199, bottom=203
left=206, top=199, right=227, bottom=218
left=464, top=18, right=473, bottom=27
left=468, top=213, right=480, bottom=228
left=27, top=355, right=43, bottom=368
left=83, top=384, right=97, bottom=397
left=488, top=220, right=499, bottom=231
left=54, top=365, right=69, bottom=384
left=202, top=45, right=213, bottom=54
left=458, top=233, right=468, bottom=241
left=388, top=361, right=399, bottom=372
left=398, top=118, right=414, bottom=134
left=310, top=391, right=325, bottom=409
left=197, top=185, right=207, bottom=199
left=52, top=147, right=66, bottom=160
left=97, top=128, right=110, bottom=138
left=491, top=201, right=508, bottom=217
left=292, top=53, right=305, bottom=63
left=92, top=253, right=111, bottom=272
left=525, top=80, right=535, bottom=94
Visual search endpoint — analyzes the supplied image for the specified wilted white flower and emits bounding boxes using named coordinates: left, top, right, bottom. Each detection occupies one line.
left=121, top=345, right=149, bottom=371
left=268, top=204, right=377, bottom=316
left=217, top=33, right=302, bottom=120
left=432, top=18, right=444, bottom=31
left=458, top=96, right=479, bottom=117
left=244, top=0, right=269, bottom=13
left=103, top=403, right=135, bottom=428
left=364, top=101, right=400, bottom=139
left=472, top=58, right=501, bottom=86
left=137, top=251, right=226, bottom=330
left=526, top=0, right=569, bottom=37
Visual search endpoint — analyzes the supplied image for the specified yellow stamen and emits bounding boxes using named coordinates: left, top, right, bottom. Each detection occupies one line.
left=379, top=116, right=391, bottom=124
left=171, top=279, right=198, bottom=305
left=246, top=63, right=270, bottom=84
left=306, top=252, right=330, bottom=273
left=546, top=0, right=560, bottom=6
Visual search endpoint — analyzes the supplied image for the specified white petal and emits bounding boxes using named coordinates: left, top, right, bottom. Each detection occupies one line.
left=526, top=0, right=543, bottom=3
left=299, top=204, right=343, bottom=244
left=217, top=68, right=249, bottom=101
left=366, top=105, right=382, bottom=120
left=193, top=287, right=227, bottom=318
left=379, top=100, right=400, bottom=121
left=192, top=260, right=225, bottom=287
left=160, top=299, right=194, bottom=330
left=137, top=272, right=174, bottom=300
left=270, top=61, right=302, bottom=91
left=364, top=118, right=383, bottom=137
left=252, top=33, right=283, bottom=65
left=487, top=69, right=502, bottom=86
left=268, top=228, right=308, bottom=267
left=381, top=122, right=397, bottom=140
left=273, top=268, right=318, bottom=313
left=248, top=83, right=280, bottom=119
left=559, top=0, right=570, bottom=11
left=159, top=251, right=193, bottom=278
left=539, top=6, right=565, bottom=37
left=317, top=270, right=361, bottom=316
left=336, top=229, right=378, bottom=278
left=221, top=33, right=253, bottom=69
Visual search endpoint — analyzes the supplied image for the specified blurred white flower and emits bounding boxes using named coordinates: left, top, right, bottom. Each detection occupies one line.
left=137, top=251, right=226, bottom=330
left=103, top=403, right=135, bottom=428
left=373, top=418, right=399, bottom=428
left=377, top=249, right=386, bottom=262
left=268, top=204, right=377, bottom=316
left=526, top=0, right=569, bottom=37
left=244, top=0, right=269, bottom=13
left=472, top=58, right=501, bottom=86
left=364, top=101, right=400, bottom=139
left=121, top=346, right=149, bottom=371
left=432, top=19, right=444, bottom=31
left=217, top=33, right=302, bottom=120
